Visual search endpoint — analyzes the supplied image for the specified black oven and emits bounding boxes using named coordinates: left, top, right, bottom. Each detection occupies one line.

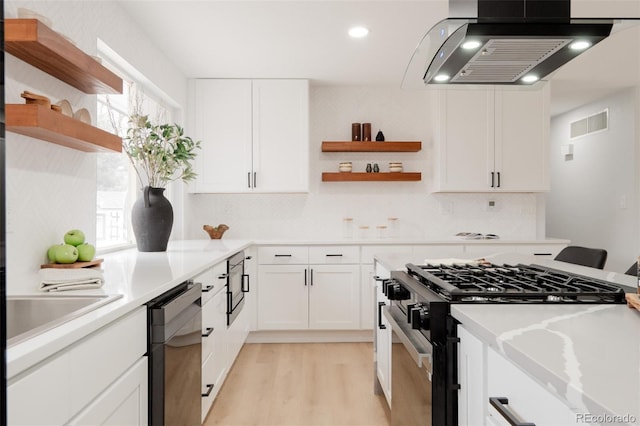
left=384, top=271, right=458, bottom=426
left=226, top=251, right=249, bottom=326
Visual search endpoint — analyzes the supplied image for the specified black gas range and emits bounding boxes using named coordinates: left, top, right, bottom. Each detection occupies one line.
left=381, top=262, right=626, bottom=426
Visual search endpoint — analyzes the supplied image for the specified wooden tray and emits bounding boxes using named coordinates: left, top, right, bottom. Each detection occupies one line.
left=626, top=293, right=640, bottom=312
left=41, top=258, right=103, bottom=269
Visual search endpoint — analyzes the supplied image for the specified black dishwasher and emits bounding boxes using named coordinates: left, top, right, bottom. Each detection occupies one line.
left=147, top=280, right=202, bottom=426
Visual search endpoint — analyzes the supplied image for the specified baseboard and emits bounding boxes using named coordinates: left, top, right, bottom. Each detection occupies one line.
left=246, top=329, right=374, bottom=343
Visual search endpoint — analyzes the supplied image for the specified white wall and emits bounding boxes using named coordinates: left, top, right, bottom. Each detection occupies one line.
left=5, top=0, right=188, bottom=293
left=546, top=88, right=639, bottom=273
left=184, top=86, right=540, bottom=241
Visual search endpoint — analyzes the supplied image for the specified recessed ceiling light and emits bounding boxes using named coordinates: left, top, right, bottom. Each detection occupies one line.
left=434, top=74, right=450, bottom=82
left=348, top=27, right=369, bottom=38
left=522, top=75, right=539, bottom=83
left=570, top=40, right=592, bottom=51
left=461, top=40, right=481, bottom=50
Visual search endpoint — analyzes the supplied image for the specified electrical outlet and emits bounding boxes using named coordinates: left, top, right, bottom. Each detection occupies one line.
left=486, top=200, right=497, bottom=211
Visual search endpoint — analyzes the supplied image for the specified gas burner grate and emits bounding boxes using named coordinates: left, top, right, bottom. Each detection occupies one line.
left=406, top=263, right=626, bottom=304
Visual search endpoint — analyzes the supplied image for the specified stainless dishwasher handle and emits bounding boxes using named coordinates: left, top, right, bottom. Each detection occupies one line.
left=383, top=305, right=433, bottom=373
left=489, top=397, right=535, bottom=426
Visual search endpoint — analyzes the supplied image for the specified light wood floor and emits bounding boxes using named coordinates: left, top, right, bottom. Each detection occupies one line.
left=204, top=342, right=391, bottom=426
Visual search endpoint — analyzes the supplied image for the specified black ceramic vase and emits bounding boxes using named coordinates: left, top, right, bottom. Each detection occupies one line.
left=131, top=186, right=174, bottom=252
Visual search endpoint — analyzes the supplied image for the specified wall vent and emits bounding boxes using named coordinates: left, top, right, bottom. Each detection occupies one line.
left=570, top=109, right=608, bottom=139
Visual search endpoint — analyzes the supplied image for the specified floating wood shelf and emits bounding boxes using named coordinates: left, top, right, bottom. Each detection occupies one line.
left=6, top=104, right=122, bottom=153
left=5, top=19, right=123, bottom=94
left=321, top=141, right=422, bottom=152
left=322, top=172, right=421, bottom=182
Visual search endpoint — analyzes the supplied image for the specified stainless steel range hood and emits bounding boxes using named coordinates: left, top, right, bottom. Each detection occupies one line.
left=403, top=0, right=637, bottom=87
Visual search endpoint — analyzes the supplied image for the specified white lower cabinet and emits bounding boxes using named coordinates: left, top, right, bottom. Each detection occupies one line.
left=375, top=280, right=392, bottom=407
left=257, top=246, right=360, bottom=330
left=308, top=264, right=359, bottom=329
left=8, top=307, right=147, bottom=426
left=258, top=264, right=308, bottom=329
left=201, top=285, right=228, bottom=421
left=457, top=324, right=580, bottom=426
left=68, top=358, right=148, bottom=426
left=486, top=346, right=579, bottom=426
left=200, top=257, right=252, bottom=422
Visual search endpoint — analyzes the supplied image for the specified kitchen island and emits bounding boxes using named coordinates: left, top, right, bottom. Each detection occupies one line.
left=375, top=252, right=640, bottom=426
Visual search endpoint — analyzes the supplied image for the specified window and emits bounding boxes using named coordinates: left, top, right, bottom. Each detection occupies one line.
left=95, top=51, right=173, bottom=250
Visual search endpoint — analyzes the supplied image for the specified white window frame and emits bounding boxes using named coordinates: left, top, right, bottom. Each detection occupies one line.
left=95, top=41, right=176, bottom=252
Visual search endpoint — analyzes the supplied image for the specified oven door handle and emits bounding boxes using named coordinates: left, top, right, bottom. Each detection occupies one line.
left=383, top=306, right=433, bottom=373
left=242, top=273, right=250, bottom=293
left=489, top=397, right=536, bottom=426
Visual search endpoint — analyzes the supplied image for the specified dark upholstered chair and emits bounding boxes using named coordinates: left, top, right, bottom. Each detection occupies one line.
left=625, top=262, right=637, bottom=276
left=554, top=246, right=608, bottom=270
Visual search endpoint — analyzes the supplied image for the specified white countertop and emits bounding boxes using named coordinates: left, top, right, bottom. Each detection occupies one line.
left=375, top=252, right=640, bottom=425
left=7, top=239, right=251, bottom=378
left=6, top=238, right=568, bottom=379
left=253, top=237, right=570, bottom=246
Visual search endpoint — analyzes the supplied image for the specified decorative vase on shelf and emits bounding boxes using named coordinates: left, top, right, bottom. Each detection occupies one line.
left=376, top=130, right=385, bottom=141
left=131, top=186, right=174, bottom=252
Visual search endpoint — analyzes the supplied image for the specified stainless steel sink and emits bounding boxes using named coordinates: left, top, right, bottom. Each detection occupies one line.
left=6, top=294, right=123, bottom=347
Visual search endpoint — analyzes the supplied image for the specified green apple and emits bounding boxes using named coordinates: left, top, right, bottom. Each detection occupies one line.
left=64, top=229, right=85, bottom=246
left=47, top=244, right=61, bottom=263
left=77, top=243, right=96, bottom=262
left=54, top=244, right=78, bottom=264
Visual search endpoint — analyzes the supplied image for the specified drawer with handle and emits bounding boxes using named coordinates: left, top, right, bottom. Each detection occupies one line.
left=257, top=246, right=309, bottom=265
left=309, top=245, right=360, bottom=264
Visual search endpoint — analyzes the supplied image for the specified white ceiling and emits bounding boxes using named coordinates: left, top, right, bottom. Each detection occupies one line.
left=118, top=0, right=640, bottom=116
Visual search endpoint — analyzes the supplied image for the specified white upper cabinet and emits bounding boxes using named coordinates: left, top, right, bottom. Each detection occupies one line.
left=434, top=84, right=550, bottom=192
left=188, top=79, right=309, bottom=193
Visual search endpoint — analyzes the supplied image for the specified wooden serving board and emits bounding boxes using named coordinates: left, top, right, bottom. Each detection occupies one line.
left=626, top=293, right=640, bottom=312
left=40, top=258, right=103, bottom=269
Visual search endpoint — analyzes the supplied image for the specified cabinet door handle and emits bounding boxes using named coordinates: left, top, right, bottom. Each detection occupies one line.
left=310, top=268, right=314, bottom=286
left=325, top=254, right=343, bottom=257
left=218, top=273, right=228, bottom=280
left=274, top=254, right=292, bottom=257
left=378, top=302, right=386, bottom=329
left=248, top=172, right=251, bottom=188
left=202, top=327, right=214, bottom=337
left=202, top=284, right=215, bottom=293
left=497, top=172, right=501, bottom=188
left=489, top=397, right=536, bottom=426
left=491, top=172, right=495, bottom=188
left=242, top=273, right=250, bottom=293
left=253, top=172, right=257, bottom=188
left=202, top=384, right=214, bottom=397
left=304, top=268, right=308, bottom=286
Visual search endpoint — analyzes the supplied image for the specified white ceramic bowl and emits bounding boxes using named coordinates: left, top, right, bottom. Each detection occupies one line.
left=73, top=108, right=91, bottom=124
left=55, top=100, right=73, bottom=117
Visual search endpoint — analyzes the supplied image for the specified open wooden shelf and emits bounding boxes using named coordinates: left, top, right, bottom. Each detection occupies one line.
left=5, top=19, right=122, bottom=94
left=321, top=141, right=422, bottom=152
left=6, top=104, right=122, bottom=153
left=322, top=172, right=421, bottom=182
